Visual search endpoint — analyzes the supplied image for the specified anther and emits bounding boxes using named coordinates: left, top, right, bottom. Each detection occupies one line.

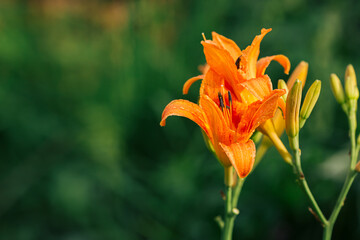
left=218, top=92, right=225, bottom=111
left=228, top=91, right=232, bottom=105
left=235, top=57, right=241, bottom=69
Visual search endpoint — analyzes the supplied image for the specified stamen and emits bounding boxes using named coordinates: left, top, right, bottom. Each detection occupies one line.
left=228, top=91, right=232, bottom=106
left=202, top=33, right=207, bottom=41
left=235, top=55, right=243, bottom=69
left=227, top=91, right=233, bottom=125
left=218, top=92, right=224, bottom=111
left=235, top=57, right=240, bottom=69
left=226, top=106, right=230, bottom=110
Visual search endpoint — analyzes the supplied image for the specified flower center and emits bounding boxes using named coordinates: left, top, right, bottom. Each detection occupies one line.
left=218, top=89, right=234, bottom=129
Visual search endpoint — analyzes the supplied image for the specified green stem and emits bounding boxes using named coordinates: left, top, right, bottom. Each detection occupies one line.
left=222, top=186, right=235, bottom=240
left=291, top=139, right=328, bottom=226
left=221, top=175, right=244, bottom=240
left=323, top=109, right=358, bottom=240
left=232, top=178, right=245, bottom=208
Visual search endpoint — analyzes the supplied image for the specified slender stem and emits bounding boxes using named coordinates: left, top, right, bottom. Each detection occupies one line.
left=323, top=108, right=358, bottom=240
left=222, top=186, right=235, bottom=240
left=221, top=174, right=244, bottom=240
left=291, top=140, right=328, bottom=226
left=232, top=178, right=245, bottom=208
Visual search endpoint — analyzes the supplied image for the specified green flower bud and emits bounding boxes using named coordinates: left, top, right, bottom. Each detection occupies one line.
left=300, top=80, right=321, bottom=128
left=286, top=80, right=302, bottom=139
left=345, top=64, right=359, bottom=100
left=278, top=79, right=288, bottom=102
left=330, top=73, right=345, bottom=104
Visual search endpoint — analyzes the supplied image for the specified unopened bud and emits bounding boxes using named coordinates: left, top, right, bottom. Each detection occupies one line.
left=330, top=73, right=345, bottom=104
left=286, top=80, right=302, bottom=139
left=278, top=79, right=288, bottom=102
left=287, top=61, right=308, bottom=90
left=300, top=80, right=321, bottom=128
left=344, top=64, right=359, bottom=100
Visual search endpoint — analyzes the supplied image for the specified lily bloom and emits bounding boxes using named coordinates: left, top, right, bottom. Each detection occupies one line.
left=181, top=29, right=292, bottom=163
left=160, top=85, right=285, bottom=178
left=184, top=28, right=290, bottom=106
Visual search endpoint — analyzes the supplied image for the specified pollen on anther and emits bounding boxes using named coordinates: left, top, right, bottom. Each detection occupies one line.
left=228, top=91, right=232, bottom=105
left=218, top=92, right=225, bottom=111
left=235, top=56, right=241, bottom=69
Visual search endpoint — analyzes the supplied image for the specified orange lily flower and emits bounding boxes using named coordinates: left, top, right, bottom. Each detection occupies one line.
left=161, top=80, right=285, bottom=178
left=184, top=28, right=290, bottom=106
left=161, top=28, right=290, bottom=177
left=183, top=29, right=290, bottom=152
left=182, top=29, right=291, bottom=159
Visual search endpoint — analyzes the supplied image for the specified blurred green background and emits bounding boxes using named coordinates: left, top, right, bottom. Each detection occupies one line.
left=0, top=0, right=359, bottom=239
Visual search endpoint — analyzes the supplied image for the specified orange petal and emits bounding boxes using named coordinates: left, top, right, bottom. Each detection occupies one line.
left=202, top=40, right=238, bottom=87
left=237, top=89, right=285, bottom=141
left=220, top=140, right=255, bottom=178
left=256, top=55, right=290, bottom=77
left=200, top=95, right=234, bottom=166
left=160, top=99, right=211, bottom=138
left=237, top=88, right=258, bottom=105
left=239, top=75, right=273, bottom=101
left=231, top=100, right=248, bottom=126
left=199, top=68, right=226, bottom=103
left=211, top=32, right=242, bottom=60
left=199, top=95, right=232, bottom=144
left=242, top=28, right=272, bottom=78
left=198, top=64, right=210, bottom=75
left=183, top=75, right=204, bottom=94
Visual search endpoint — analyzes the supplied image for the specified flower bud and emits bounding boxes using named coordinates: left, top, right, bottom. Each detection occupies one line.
left=269, top=62, right=309, bottom=141
left=330, top=73, right=345, bottom=104
left=287, top=61, right=308, bottom=90
left=286, top=80, right=302, bottom=138
left=345, top=64, right=359, bottom=100
left=300, top=80, right=321, bottom=128
left=278, top=79, right=288, bottom=102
